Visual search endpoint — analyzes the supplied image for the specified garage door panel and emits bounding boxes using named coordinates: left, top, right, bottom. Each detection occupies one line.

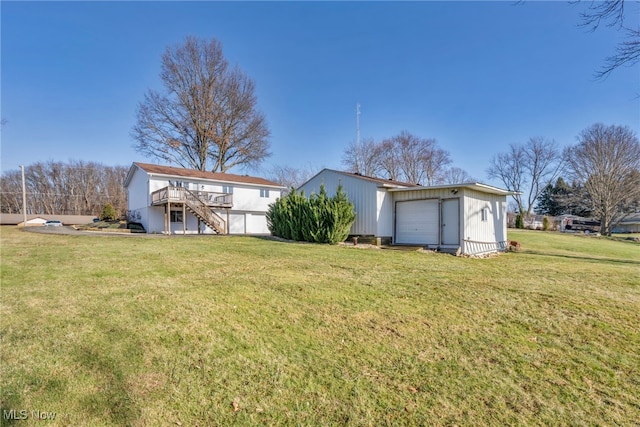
left=396, top=200, right=439, bottom=245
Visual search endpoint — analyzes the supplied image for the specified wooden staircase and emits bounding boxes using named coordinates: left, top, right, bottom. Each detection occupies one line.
left=184, top=189, right=226, bottom=234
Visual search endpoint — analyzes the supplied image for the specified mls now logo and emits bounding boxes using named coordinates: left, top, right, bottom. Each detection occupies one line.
left=3, top=409, right=28, bottom=420
left=3, top=409, right=56, bottom=421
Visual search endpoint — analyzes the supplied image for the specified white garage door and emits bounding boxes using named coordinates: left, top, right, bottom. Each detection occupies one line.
left=248, top=213, right=270, bottom=234
left=228, top=213, right=246, bottom=234
left=395, top=199, right=439, bottom=245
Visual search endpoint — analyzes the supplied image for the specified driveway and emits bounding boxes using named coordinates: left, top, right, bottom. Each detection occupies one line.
left=23, top=226, right=153, bottom=237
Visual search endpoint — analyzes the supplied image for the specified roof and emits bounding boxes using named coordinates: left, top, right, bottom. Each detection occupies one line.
left=126, top=162, right=285, bottom=188
left=299, top=169, right=514, bottom=195
left=389, top=182, right=518, bottom=196
left=620, top=213, right=640, bottom=224
left=301, top=168, right=419, bottom=189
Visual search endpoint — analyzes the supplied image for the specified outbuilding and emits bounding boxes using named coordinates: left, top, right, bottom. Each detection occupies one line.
left=298, top=169, right=514, bottom=255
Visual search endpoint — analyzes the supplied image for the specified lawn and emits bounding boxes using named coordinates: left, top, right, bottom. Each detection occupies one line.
left=0, top=227, right=638, bottom=426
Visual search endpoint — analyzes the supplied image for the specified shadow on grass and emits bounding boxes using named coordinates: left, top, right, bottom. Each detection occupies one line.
left=0, top=388, right=23, bottom=427
left=71, top=322, right=144, bottom=425
left=522, top=250, right=640, bottom=266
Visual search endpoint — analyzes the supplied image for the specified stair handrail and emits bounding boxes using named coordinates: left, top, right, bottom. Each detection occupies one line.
left=184, top=188, right=226, bottom=234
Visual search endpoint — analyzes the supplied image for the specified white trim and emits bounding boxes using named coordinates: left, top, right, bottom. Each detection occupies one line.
left=390, top=182, right=518, bottom=196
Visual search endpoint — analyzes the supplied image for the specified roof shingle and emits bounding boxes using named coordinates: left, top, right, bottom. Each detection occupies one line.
left=133, top=162, right=284, bottom=187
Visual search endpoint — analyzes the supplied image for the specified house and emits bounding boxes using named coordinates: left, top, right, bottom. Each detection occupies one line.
left=124, top=162, right=285, bottom=234
left=298, top=169, right=515, bottom=255
left=18, top=216, right=47, bottom=227
left=612, top=213, right=640, bottom=233
left=0, top=214, right=98, bottom=226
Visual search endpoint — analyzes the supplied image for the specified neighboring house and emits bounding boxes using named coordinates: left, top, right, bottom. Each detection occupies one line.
left=612, top=213, right=640, bottom=233
left=124, top=162, right=285, bottom=234
left=298, top=169, right=515, bottom=255
left=18, top=216, right=47, bottom=227
left=0, top=214, right=97, bottom=226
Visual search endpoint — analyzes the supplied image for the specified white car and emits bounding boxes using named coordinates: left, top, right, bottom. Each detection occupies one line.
left=44, top=220, right=63, bottom=227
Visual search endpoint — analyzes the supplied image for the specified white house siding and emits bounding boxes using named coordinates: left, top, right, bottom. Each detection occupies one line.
left=127, top=168, right=152, bottom=231
left=461, top=189, right=507, bottom=254
left=299, top=171, right=379, bottom=236
left=376, top=189, right=394, bottom=237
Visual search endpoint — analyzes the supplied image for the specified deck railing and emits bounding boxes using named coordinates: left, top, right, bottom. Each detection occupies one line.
left=151, top=186, right=233, bottom=208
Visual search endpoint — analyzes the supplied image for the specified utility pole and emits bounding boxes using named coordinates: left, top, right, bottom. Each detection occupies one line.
left=20, top=165, right=27, bottom=225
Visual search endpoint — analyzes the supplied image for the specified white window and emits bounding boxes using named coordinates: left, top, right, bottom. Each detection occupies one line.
left=260, top=189, right=270, bottom=198
left=222, top=185, right=234, bottom=194
left=481, top=207, right=489, bottom=221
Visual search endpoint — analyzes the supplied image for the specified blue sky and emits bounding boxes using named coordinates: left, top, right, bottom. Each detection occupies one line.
left=2, top=1, right=638, bottom=185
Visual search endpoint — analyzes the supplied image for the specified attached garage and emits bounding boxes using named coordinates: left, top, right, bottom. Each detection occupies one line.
left=395, top=199, right=439, bottom=245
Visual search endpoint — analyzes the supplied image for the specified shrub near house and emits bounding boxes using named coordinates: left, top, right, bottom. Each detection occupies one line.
left=267, top=184, right=356, bottom=244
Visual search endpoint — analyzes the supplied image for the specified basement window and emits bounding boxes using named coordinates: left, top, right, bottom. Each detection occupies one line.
left=170, top=211, right=183, bottom=223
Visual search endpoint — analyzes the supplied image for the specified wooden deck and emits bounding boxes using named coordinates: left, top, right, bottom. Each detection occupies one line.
left=151, top=186, right=233, bottom=208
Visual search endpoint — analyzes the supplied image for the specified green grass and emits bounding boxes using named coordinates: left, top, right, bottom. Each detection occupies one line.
left=1, top=227, right=638, bottom=426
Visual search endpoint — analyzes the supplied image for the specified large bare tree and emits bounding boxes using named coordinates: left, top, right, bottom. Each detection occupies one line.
left=487, top=137, right=564, bottom=216
left=565, top=123, right=640, bottom=235
left=132, top=36, right=271, bottom=172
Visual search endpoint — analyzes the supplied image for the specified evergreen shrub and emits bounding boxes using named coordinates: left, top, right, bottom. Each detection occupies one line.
left=100, top=203, right=118, bottom=222
left=267, top=184, right=356, bottom=244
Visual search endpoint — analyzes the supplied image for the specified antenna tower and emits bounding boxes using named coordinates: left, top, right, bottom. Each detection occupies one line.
left=356, top=103, right=361, bottom=148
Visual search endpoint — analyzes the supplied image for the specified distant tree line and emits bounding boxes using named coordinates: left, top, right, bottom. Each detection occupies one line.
left=0, top=161, right=128, bottom=217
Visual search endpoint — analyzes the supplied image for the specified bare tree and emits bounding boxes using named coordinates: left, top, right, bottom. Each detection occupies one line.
left=487, top=137, right=564, bottom=216
left=380, top=131, right=452, bottom=185
left=565, top=123, right=640, bottom=235
left=132, top=36, right=271, bottom=172
left=341, top=137, right=383, bottom=177
left=438, top=167, right=477, bottom=185
left=487, top=144, right=527, bottom=214
left=420, top=141, right=453, bottom=186
left=341, top=131, right=455, bottom=184
left=378, top=138, right=402, bottom=181
left=577, top=0, right=640, bottom=79
left=267, top=164, right=318, bottom=193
